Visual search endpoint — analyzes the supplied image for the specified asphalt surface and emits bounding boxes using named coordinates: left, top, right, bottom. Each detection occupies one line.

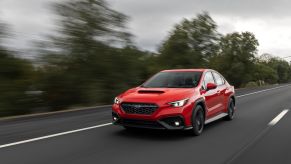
left=0, top=84, right=291, bottom=164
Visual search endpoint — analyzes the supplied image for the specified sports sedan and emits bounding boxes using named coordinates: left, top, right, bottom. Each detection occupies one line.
left=112, top=69, right=235, bottom=136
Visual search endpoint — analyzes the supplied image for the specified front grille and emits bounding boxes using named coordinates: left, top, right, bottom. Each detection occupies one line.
left=121, top=102, right=158, bottom=115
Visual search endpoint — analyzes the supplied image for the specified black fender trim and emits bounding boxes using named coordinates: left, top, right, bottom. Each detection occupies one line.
left=229, top=94, right=236, bottom=106
left=194, top=98, right=207, bottom=119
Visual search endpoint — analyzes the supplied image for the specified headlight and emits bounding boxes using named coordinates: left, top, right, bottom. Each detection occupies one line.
left=168, top=98, right=189, bottom=107
left=114, top=97, right=121, bottom=104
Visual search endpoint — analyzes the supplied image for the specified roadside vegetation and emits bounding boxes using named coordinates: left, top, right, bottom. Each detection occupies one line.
left=0, top=0, right=291, bottom=117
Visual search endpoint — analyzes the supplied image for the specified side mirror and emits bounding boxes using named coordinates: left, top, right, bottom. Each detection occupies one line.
left=206, top=83, right=217, bottom=91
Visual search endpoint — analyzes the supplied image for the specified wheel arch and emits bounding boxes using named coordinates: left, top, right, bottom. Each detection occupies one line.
left=229, top=94, right=236, bottom=106
left=194, top=98, right=207, bottom=119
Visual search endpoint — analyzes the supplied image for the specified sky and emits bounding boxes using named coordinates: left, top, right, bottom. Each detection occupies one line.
left=1, top=0, right=291, bottom=59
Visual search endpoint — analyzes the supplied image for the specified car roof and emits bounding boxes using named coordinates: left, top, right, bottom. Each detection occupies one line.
left=161, top=69, right=209, bottom=72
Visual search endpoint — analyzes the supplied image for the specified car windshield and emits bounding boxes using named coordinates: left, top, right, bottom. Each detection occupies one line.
left=142, top=71, right=202, bottom=88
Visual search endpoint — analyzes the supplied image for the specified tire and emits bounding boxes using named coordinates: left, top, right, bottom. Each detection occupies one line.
left=225, top=98, right=235, bottom=121
left=190, top=105, right=205, bottom=136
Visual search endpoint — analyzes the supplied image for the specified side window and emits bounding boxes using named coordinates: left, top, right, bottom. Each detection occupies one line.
left=202, top=72, right=215, bottom=89
left=220, top=74, right=226, bottom=85
left=213, top=72, right=224, bottom=86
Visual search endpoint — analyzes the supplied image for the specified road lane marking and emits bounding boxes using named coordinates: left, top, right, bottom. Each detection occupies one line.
left=0, top=84, right=290, bottom=149
left=236, top=84, right=291, bottom=98
left=268, top=109, right=289, bottom=126
left=0, top=123, right=112, bottom=149
left=226, top=109, right=289, bottom=163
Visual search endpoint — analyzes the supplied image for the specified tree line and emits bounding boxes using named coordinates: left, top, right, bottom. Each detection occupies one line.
left=0, top=0, right=291, bottom=116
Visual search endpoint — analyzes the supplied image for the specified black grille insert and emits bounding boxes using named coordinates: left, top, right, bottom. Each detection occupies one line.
left=121, top=119, right=164, bottom=129
left=121, top=102, right=158, bottom=115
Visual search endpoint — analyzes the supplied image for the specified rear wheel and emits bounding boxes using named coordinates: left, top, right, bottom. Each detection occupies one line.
left=190, top=105, right=205, bottom=136
left=225, top=99, right=235, bottom=121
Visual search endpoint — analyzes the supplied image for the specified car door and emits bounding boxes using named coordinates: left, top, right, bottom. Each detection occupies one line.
left=212, top=71, right=227, bottom=113
left=201, top=71, right=221, bottom=118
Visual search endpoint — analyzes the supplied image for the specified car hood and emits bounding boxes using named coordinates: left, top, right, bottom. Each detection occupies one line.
left=119, top=87, right=195, bottom=105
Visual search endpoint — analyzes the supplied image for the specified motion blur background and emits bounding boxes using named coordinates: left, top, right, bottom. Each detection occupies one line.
left=0, top=0, right=291, bottom=117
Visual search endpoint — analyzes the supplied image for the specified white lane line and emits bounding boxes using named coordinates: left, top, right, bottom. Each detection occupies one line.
left=0, top=84, right=290, bottom=149
left=236, top=84, right=291, bottom=98
left=0, top=123, right=112, bottom=149
left=268, top=109, right=289, bottom=126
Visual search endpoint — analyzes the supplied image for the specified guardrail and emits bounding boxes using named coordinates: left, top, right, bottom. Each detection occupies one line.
left=0, top=105, right=112, bottom=122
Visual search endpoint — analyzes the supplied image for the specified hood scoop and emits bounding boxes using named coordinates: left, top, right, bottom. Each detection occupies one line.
left=138, top=90, right=165, bottom=94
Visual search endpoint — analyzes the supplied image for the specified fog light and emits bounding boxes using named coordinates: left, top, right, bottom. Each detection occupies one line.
left=174, top=121, right=180, bottom=126
left=113, top=116, right=118, bottom=121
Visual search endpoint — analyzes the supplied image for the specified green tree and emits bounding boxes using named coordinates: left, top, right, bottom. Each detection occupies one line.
left=211, top=32, right=259, bottom=87
left=253, top=62, right=278, bottom=84
left=38, top=0, right=147, bottom=109
left=268, top=57, right=290, bottom=83
left=0, top=23, right=36, bottom=116
left=157, top=13, right=220, bottom=70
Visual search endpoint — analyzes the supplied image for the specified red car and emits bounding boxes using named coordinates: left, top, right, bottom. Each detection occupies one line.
left=112, top=69, right=235, bottom=135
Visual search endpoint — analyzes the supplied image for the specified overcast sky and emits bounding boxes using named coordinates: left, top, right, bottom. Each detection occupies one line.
left=1, top=0, right=291, bottom=59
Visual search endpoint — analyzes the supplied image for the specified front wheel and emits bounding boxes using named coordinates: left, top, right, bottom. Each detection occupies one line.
left=190, top=105, right=205, bottom=136
left=225, top=99, right=235, bottom=121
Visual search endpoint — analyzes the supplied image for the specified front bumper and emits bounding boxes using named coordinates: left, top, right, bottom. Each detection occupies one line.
left=112, top=101, right=195, bottom=130
left=112, top=112, right=192, bottom=130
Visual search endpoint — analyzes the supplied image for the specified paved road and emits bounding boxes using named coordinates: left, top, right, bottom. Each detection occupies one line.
left=0, top=84, right=291, bottom=164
